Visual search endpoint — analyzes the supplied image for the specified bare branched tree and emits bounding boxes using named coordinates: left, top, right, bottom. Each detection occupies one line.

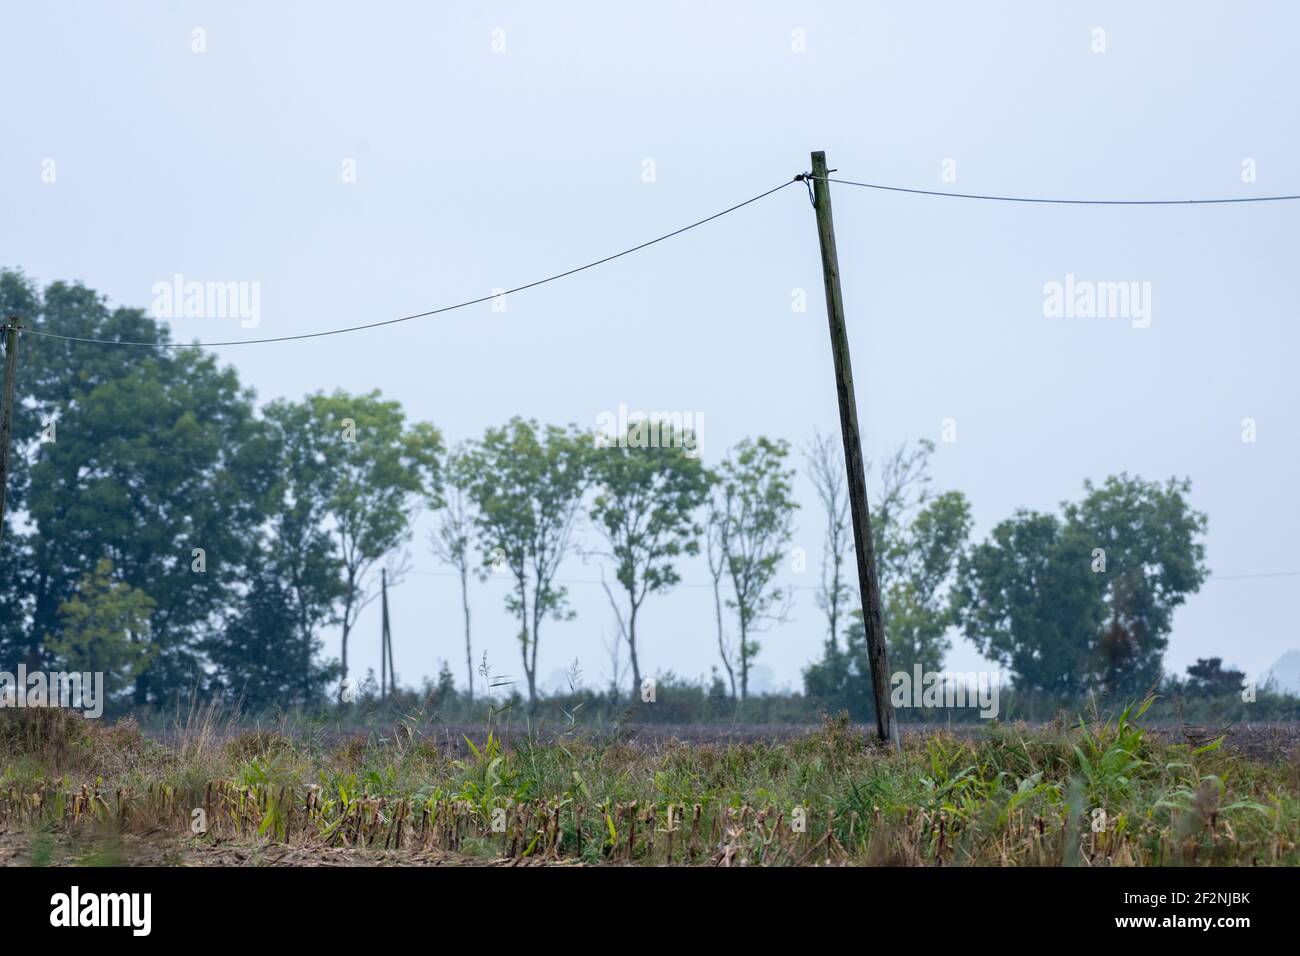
left=428, top=445, right=476, bottom=699
left=465, top=420, right=588, bottom=707
left=705, top=484, right=737, bottom=700
left=871, top=439, right=935, bottom=592
left=601, top=625, right=629, bottom=706
left=708, top=438, right=798, bottom=700
left=805, top=429, right=852, bottom=648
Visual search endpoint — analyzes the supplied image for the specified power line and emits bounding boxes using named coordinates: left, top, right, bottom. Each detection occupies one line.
left=19, top=168, right=1300, bottom=350
left=824, top=176, right=1300, bottom=205
left=18, top=178, right=799, bottom=349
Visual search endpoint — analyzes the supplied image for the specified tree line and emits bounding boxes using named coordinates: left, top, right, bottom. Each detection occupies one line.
left=0, top=270, right=1214, bottom=716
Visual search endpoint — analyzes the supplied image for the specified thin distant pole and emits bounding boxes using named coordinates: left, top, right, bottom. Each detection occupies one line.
left=385, top=576, right=396, bottom=695
left=380, top=568, right=395, bottom=698
left=380, top=568, right=389, bottom=698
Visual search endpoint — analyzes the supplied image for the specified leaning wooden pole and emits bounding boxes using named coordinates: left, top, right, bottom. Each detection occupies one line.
left=807, top=151, right=899, bottom=749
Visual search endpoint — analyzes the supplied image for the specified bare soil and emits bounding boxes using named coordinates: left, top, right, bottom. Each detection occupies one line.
left=0, top=829, right=572, bottom=867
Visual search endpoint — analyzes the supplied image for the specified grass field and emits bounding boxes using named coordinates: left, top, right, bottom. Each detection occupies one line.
left=2, top=701, right=1298, bottom=867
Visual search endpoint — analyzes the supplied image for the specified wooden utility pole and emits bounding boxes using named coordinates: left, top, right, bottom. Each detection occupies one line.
left=0, top=318, right=20, bottom=548
left=380, top=568, right=390, bottom=698
left=807, top=151, right=899, bottom=749
left=386, top=603, right=395, bottom=695
left=380, top=568, right=396, bottom=699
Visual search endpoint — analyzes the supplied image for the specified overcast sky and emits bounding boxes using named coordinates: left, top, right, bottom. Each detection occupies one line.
left=3, top=1, right=1297, bottom=696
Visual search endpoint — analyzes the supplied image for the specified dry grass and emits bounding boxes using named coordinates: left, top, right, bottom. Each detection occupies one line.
left=1, top=702, right=1297, bottom=866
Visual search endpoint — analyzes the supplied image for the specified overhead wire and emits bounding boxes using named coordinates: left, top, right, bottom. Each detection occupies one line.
left=823, top=176, right=1300, bottom=205
left=17, top=168, right=1300, bottom=350
left=15, top=177, right=801, bottom=348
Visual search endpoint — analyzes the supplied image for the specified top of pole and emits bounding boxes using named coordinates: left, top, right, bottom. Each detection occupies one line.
left=809, top=151, right=837, bottom=177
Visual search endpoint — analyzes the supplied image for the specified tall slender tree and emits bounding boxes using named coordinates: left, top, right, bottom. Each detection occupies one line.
left=261, top=399, right=347, bottom=703
left=805, top=429, right=852, bottom=647
left=466, top=419, right=587, bottom=707
left=588, top=423, right=710, bottom=695
left=704, top=480, right=737, bottom=700
left=269, top=390, right=442, bottom=697
left=429, top=444, right=477, bottom=699
left=712, top=437, right=798, bottom=699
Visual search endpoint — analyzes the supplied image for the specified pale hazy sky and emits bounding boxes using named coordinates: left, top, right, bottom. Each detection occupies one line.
left=3, top=2, right=1297, bottom=695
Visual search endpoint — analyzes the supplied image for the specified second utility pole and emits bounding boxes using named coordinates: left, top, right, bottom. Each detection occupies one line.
left=807, top=151, right=899, bottom=749
left=380, top=567, right=395, bottom=699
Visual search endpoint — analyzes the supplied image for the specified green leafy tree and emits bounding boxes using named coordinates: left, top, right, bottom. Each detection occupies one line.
left=588, top=424, right=710, bottom=694
left=711, top=437, right=798, bottom=700
left=804, top=439, right=970, bottom=713
left=273, top=390, right=442, bottom=696
left=867, top=441, right=967, bottom=677
left=26, top=347, right=274, bottom=703
left=1064, top=474, right=1209, bottom=694
left=434, top=660, right=457, bottom=704
left=48, top=558, right=155, bottom=701
left=0, top=294, right=32, bottom=658
left=1185, top=657, right=1245, bottom=697
left=206, top=568, right=339, bottom=710
left=0, top=270, right=178, bottom=670
left=881, top=490, right=973, bottom=675
left=956, top=510, right=1101, bottom=695
left=261, top=399, right=347, bottom=703
left=0, top=271, right=42, bottom=556
left=204, top=402, right=344, bottom=710
left=958, top=475, right=1208, bottom=696
left=803, top=607, right=868, bottom=718
left=0, top=272, right=444, bottom=710
left=806, top=439, right=972, bottom=712
left=466, top=419, right=588, bottom=707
